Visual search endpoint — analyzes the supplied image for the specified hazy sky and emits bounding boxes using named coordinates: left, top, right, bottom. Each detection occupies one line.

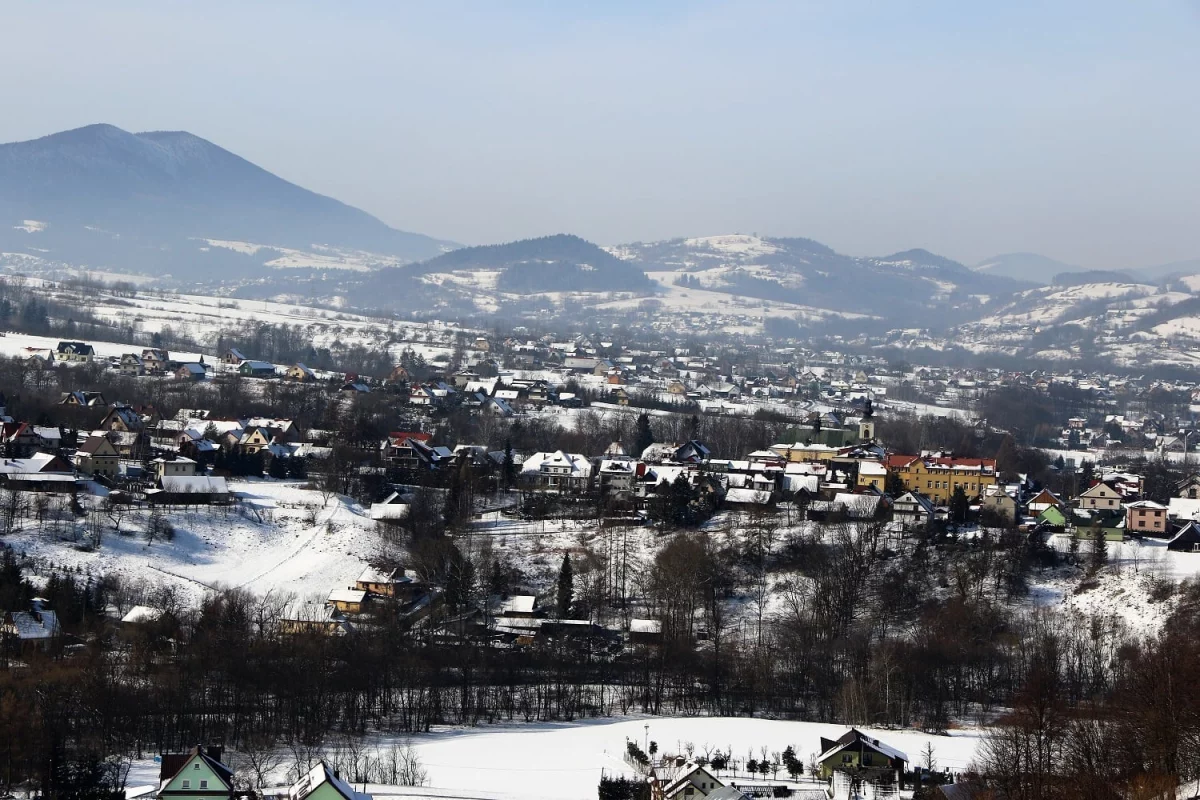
left=2, top=1, right=1198, bottom=268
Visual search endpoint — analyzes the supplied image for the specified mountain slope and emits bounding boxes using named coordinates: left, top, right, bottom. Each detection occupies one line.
left=613, top=234, right=1026, bottom=324
left=0, top=123, right=451, bottom=272
left=348, top=233, right=655, bottom=313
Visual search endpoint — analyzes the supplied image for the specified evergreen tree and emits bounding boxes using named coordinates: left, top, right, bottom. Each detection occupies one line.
left=556, top=553, right=574, bottom=618
left=1090, top=525, right=1108, bottom=571
left=995, top=434, right=1019, bottom=478
left=949, top=486, right=969, bottom=525
left=633, top=413, right=655, bottom=458
left=502, top=439, right=516, bottom=489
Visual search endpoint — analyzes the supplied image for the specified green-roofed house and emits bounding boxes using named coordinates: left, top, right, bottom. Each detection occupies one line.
left=157, top=746, right=234, bottom=800
left=1038, top=505, right=1068, bottom=530
left=1069, top=508, right=1125, bottom=542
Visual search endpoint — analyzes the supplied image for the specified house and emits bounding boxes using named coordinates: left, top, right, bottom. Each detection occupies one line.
left=60, top=390, right=107, bottom=407
left=366, top=489, right=411, bottom=522
left=238, top=360, right=276, bottom=377
left=141, top=348, right=171, bottom=373
left=1069, top=508, right=1124, bottom=541
left=157, top=745, right=235, bottom=800
left=981, top=485, right=1019, bottom=522
left=281, top=761, right=372, bottom=800
left=327, top=588, right=368, bottom=614
left=834, top=491, right=883, bottom=520
left=652, top=763, right=726, bottom=800
left=121, top=605, right=166, bottom=627
left=1167, top=521, right=1200, bottom=553
left=55, top=341, right=94, bottom=363
left=1, top=422, right=44, bottom=458
left=147, top=475, right=232, bottom=506
left=856, top=460, right=887, bottom=492
left=520, top=451, right=593, bottom=491
left=1077, top=481, right=1125, bottom=511
left=1026, top=488, right=1063, bottom=515
left=892, top=491, right=935, bottom=528
left=598, top=458, right=637, bottom=493
left=287, top=363, right=317, bottom=382
left=627, top=618, right=663, bottom=646
left=380, top=432, right=435, bottom=470
left=340, top=381, right=371, bottom=394
left=388, top=365, right=411, bottom=383
left=152, top=456, right=198, bottom=480
left=175, top=363, right=207, bottom=381
left=215, top=349, right=244, bottom=368
left=74, top=434, right=119, bottom=478
left=237, top=426, right=274, bottom=455
left=279, top=602, right=353, bottom=636
left=354, top=566, right=416, bottom=600
left=100, top=404, right=146, bottom=432
left=1, top=604, right=60, bottom=651
left=1125, top=500, right=1168, bottom=537
left=816, top=728, right=907, bottom=784
left=120, top=353, right=146, bottom=376
left=724, top=487, right=775, bottom=508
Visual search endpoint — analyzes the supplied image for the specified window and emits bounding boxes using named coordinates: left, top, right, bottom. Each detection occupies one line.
left=843, top=754, right=853, bottom=763
left=182, top=781, right=190, bottom=789
left=194, top=764, right=200, bottom=770
left=200, top=781, right=208, bottom=789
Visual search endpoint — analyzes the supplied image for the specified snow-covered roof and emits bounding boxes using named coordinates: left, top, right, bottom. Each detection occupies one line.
left=4, top=610, right=59, bottom=640
left=521, top=450, right=592, bottom=477
left=725, top=487, right=773, bottom=505
left=327, top=589, right=367, bottom=605
left=628, top=618, right=662, bottom=634
left=159, top=475, right=229, bottom=495
left=858, top=461, right=887, bottom=476
left=121, top=605, right=164, bottom=624
left=1167, top=497, right=1200, bottom=520
left=495, top=595, right=536, bottom=614
left=369, top=502, right=410, bottom=521
left=287, top=761, right=370, bottom=800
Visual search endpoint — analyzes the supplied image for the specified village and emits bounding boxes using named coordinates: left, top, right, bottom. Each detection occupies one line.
left=0, top=324, right=1199, bottom=800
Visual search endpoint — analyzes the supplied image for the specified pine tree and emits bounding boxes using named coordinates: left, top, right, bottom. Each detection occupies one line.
left=633, top=413, right=655, bottom=458
left=949, top=486, right=969, bottom=525
left=995, top=434, right=1019, bottom=478
left=556, top=553, right=574, bottom=618
left=1090, top=525, right=1108, bottom=571
left=502, top=439, right=516, bottom=489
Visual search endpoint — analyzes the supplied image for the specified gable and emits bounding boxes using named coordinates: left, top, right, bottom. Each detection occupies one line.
left=162, top=754, right=230, bottom=793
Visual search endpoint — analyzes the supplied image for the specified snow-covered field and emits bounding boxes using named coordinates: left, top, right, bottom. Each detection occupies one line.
left=12, top=480, right=382, bottom=606
left=1030, top=534, right=1200, bottom=637
left=124, top=716, right=984, bottom=800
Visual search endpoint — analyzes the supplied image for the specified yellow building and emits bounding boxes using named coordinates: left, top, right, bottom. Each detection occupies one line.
left=885, top=454, right=998, bottom=504
left=856, top=460, right=888, bottom=491
left=769, top=442, right=843, bottom=463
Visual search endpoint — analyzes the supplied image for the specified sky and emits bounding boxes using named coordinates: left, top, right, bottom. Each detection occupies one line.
left=1, top=1, right=1198, bottom=269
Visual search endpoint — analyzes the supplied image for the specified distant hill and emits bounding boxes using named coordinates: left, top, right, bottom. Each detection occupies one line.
left=974, top=252, right=1079, bottom=285
left=613, top=234, right=1027, bottom=324
left=1052, top=269, right=1137, bottom=287
left=1129, top=258, right=1200, bottom=284
left=0, top=123, right=452, bottom=275
left=348, top=233, right=654, bottom=313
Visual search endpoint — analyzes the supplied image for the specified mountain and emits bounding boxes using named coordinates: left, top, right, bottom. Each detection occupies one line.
left=347, top=234, right=655, bottom=314
left=0, top=123, right=452, bottom=275
left=1130, top=258, right=1200, bottom=284
left=973, top=252, right=1079, bottom=285
left=613, top=234, right=1026, bottom=324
